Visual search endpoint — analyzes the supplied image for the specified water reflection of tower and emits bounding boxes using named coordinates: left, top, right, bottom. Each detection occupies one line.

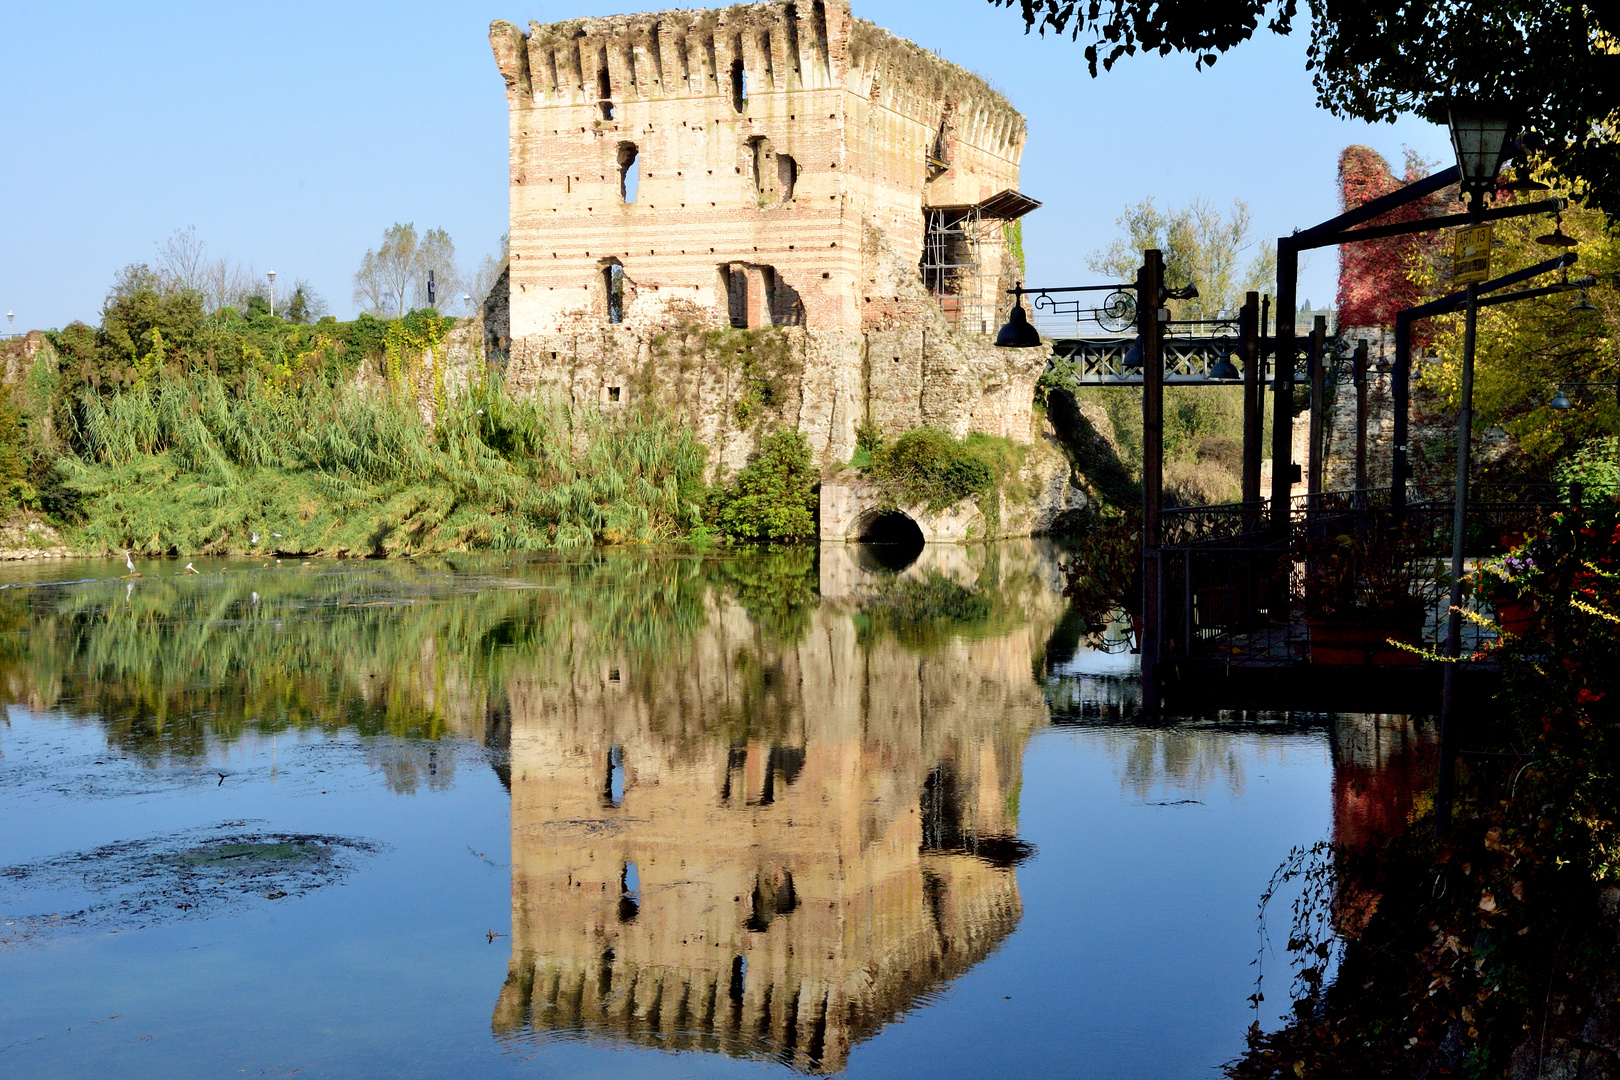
left=491, top=604, right=1047, bottom=1073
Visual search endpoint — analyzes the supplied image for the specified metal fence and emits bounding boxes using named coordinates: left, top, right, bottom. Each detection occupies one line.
left=1154, top=487, right=1565, bottom=667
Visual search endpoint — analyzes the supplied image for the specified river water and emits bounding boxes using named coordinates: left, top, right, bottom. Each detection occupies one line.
left=0, top=544, right=1431, bottom=1078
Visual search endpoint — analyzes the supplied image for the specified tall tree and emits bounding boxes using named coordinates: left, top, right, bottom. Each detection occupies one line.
left=353, top=223, right=419, bottom=318
left=989, top=1, right=1620, bottom=217
left=1088, top=197, right=1274, bottom=319
left=156, top=226, right=208, bottom=293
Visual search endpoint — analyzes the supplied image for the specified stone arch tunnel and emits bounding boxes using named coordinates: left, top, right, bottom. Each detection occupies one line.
left=818, top=479, right=989, bottom=546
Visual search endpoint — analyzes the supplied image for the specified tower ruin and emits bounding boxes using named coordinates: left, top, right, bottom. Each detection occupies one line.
left=488, top=1, right=1046, bottom=474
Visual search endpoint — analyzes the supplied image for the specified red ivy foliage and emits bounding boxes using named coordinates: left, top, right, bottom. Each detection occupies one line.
left=1334, top=146, right=1461, bottom=334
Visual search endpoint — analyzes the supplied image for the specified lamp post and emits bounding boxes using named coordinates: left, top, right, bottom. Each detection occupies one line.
left=1436, top=100, right=1516, bottom=833
left=267, top=269, right=277, bottom=319
left=5, top=312, right=12, bottom=337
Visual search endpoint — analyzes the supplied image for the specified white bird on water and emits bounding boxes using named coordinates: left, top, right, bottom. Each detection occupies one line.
left=125, top=551, right=135, bottom=574
left=183, top=562, right=199, bottom=574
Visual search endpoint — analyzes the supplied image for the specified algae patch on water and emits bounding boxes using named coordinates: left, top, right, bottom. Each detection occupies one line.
left=0, top=822, right=382, bottom=946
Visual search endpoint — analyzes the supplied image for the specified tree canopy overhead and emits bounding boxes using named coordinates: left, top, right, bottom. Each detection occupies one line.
left=991, top=0, right=1620, bottom=217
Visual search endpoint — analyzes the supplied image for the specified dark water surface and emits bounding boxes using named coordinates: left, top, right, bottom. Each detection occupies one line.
left=0, top=545, right=1425, bottom=1078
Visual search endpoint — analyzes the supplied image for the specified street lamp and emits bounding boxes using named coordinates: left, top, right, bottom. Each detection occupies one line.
left=1550, top=388, right=1573, bottom=410
left=1447, top=102, right=1516, bottom=207
left=993, top=294, right=1041, bottom=347
left=5, top=312, right=12, bottom=336
left=1436, top=99, right=1517, bottom=831
left=267, top=269, right=277, bottom=318
left=462, top=292, right=473, bottom=316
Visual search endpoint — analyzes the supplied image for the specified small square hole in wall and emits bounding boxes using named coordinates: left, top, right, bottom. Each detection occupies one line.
left=609, top=668, right=621, bottom=682
left=608, top=386, right=622, bottom=402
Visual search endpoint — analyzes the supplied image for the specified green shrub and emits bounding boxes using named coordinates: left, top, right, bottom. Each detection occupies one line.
left=866, top=427, right=994, bottom=512
left=1553, top=435, right=1618, bottom=500
left=712, top=428, right=818, bottom=542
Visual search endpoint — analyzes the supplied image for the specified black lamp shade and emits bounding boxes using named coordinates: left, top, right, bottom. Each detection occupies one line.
left=1447, top=103, right=1514, bottom=193
left=1210, top=354, right=1240, bottom=380
left=1550, top=389, right=1572, bottom=410
left=994, top=301, right=1042, bottom=348
left=1122, top=339, right=1144, bottom=368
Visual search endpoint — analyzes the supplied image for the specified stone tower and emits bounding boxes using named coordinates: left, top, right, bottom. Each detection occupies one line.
left=488, top=2, right=1047, bottom=475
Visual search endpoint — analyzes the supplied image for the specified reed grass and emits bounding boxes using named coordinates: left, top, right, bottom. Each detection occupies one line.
left=61, top=371, right=709, bottom=555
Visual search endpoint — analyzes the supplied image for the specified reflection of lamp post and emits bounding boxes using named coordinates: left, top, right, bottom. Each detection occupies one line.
left=267, top=269, right=277, bottom=318
left=1437, top=101, right=1516, bottom=833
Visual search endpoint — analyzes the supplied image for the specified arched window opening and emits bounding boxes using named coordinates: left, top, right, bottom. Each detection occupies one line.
left=597, top=51, right=614, bottom=120
left=722, top=264, right=747, bottom=328
left=603, top=262, right=625, bottom=324
left=731, top=55, right=746, bottom=112
left=777, top=154, right=797, bottom=200
left=617, top=142, right=639, bottom=203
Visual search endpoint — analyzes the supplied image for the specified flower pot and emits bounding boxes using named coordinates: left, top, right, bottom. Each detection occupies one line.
left=1307, top=618, right=1422, bottom=666
left=1493, top=597, right=1539, bottom=639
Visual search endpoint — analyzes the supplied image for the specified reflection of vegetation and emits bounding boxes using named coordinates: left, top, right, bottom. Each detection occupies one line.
left=1061, top=508, right=1141, bottom=627
left=0, top=544, right=1057, bottom=764
left=711, top=546, right=819, bottom=642
left=0, top=565, right=539, bottom=756
left=0, top=550, right=832, bottom=760
left=854, top=570, right=1020, bottom=651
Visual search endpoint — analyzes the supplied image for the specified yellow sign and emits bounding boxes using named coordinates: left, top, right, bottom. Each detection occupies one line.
left=1453, top=223, right=1494, bottom=284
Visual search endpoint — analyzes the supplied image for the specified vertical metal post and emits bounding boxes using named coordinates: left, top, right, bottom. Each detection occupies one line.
left=1140, top=250, right=1165, bottom=713
left=1241, top=291, right=1262, bottom=518
left=1271, top=242, right=1297, bottom=534
left=1354, top=340, right=1368, bottom=504
left=1437, top=281, right=1479, bottom=833
left=1307, top=316, right=1326, bottom=506
left=1258, top=295, right=1269, bottom=504
left=1393, top=315, right=1411, bottom=515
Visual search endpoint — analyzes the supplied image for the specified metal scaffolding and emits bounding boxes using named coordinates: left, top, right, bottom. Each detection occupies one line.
left=921, top=189, right=1041, bottom=336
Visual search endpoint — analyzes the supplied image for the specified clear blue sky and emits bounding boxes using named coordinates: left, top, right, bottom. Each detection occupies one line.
left=0, top=0, right=1451, bottom=333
